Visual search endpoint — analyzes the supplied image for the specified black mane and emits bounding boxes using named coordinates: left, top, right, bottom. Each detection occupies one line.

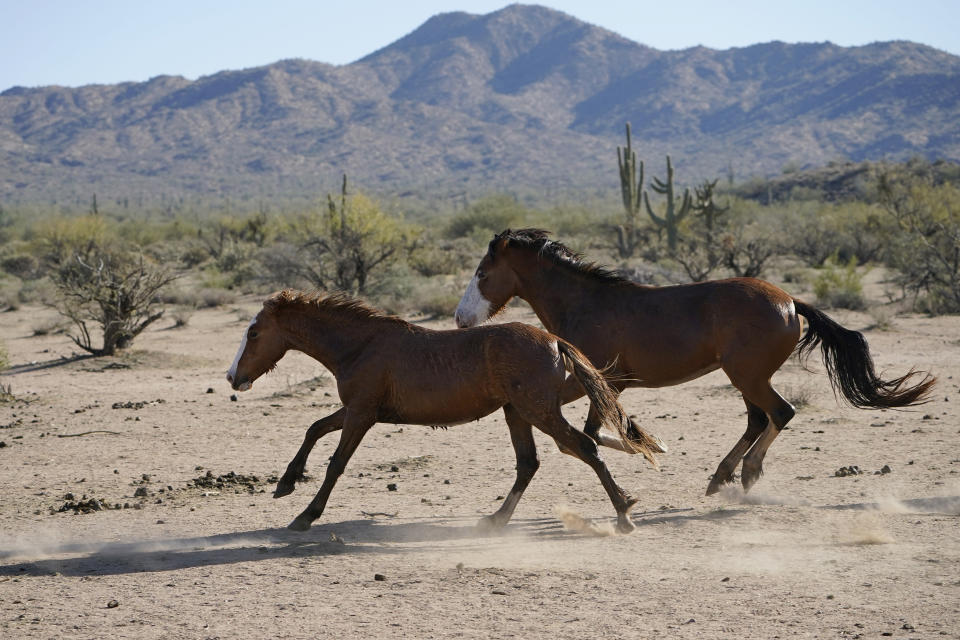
left=490, top=229, right=627, bottom=284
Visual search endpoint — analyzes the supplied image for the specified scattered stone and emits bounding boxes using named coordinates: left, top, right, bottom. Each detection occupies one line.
left=134, top=487, right=149, bottom=497
left=106, top=600, right=119, bottom=609
left=880, top=465, right=892, bottom=474
left=111, top=399, right=166, bottom=410
left=374, top=573, right=386, bottom=581
left=57, top=497, right=105, bottom=514
left=189, top=470, right=275, bottom=493
left=721, top=577, right=730, bottom=582
left=390, top=465, right=400, bottom=472
left=387, top=483, right=398, bottom=491
left=492, top=590, right=507, bottom=596
left=206, top=388, right=214, bottom=394
left=835, top=465, right=862, bottom=477
left=230, top=394, right=238, bottom=402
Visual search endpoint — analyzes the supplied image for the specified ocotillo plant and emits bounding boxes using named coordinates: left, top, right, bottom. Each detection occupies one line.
left=616, top=122, right=644, bottom=258
left=643, top=155, right=692, bottom=251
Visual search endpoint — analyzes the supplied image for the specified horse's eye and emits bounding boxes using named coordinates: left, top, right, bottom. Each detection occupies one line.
left=477, top=270, right=487, bottom=280
left=248, top=330, right=259, bottom=340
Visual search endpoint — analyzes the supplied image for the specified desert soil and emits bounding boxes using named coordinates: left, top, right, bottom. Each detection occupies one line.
left=0, top=296, right=958, bottom=639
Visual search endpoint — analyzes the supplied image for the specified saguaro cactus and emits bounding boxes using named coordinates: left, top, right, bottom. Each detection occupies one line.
left=644, top=155, right=692, bottom=251
left=616, top=123, right=645, bottom=258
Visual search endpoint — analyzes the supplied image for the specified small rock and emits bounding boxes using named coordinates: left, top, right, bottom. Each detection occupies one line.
left=390, top=465, right=399, bottom=472
left=374, top=573, right=386, bottom=581
left=492, top=590, right=508, bottom=596
left=387, top=483, right=398, bottom=491
left=134, top=487, right=148, bottom=497
left=206, top=388, right=214, bottom=394
left=230, top=394, right=238, bottom=402
left=106, top=600, right=119, bottom=609
left=721, top=577, right=730, bottom=582
left=835, top=465, right=862, bottom=477
left=880, top=464, right=892, bottom=474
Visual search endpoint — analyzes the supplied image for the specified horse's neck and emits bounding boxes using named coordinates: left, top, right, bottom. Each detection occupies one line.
left=279, top=308, right=385, bottom=375
left=513, top=260, right=591, bottom=336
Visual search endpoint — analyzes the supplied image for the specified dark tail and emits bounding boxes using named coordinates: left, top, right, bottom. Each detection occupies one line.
left=793, top=300, right=936, bottom=408
left=557, top=341, right=660, bottom=467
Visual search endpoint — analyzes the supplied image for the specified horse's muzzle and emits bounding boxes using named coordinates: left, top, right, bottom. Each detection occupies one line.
left=226, top=372, right=252, bottom=392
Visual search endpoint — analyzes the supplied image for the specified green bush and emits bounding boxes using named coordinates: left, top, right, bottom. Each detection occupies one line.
left=879, top=175, right=960, bottom=314
left=445, top=195, right=527, bottom=239
left=814, top=255, right=866, bottom=310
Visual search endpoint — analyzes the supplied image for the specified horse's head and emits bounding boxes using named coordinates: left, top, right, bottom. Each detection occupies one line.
left=226, top=301, right=288, bottom=391
left=455, top=229, right=521, bottom=328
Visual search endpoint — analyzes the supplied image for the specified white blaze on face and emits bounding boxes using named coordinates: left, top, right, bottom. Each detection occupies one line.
left=226, top=315, right=256, bottom=390
left=455, top=274, right=491, bottom=328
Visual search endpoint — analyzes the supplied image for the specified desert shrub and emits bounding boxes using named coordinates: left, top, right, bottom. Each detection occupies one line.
left=1, top=254, right=40, bottom=280
left=445, top=195, right=528, bottom=239
left=179, top=245, right=210, bottom=269
left=716, top=201, right=784, bottom=279
left=879, top=174, right=960, bottom=314
left=0, top=340, right=9, bottom=370
left=31, top=214, right=113, bottom=270
left=51, top=249, right=178, bottom=355
left=408, top=237, right=478, bottom=277
left=813, top=255, right=866, bottom=310
left=266, top=179, right=416, bottom=295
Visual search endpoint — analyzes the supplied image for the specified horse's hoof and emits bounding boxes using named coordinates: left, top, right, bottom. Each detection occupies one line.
left=616, top=515, right=636, bottom=534
left=287, top=517, right=312, bottom=532
left=741, top=466, right=762, bottom=493
left=706, top=472, right=734, bottom=496
left=273, top=482, right=295, bottom=499
left=476, top=515, right=505, bottom=532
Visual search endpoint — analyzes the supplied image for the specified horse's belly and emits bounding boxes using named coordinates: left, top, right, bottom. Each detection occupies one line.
left=381, top=392, right=503, bottom=426
left=631, top=361, right=722, bottom=387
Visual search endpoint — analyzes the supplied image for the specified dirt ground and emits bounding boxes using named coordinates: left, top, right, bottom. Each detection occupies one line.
left=1, top=295, right=958, bottom=639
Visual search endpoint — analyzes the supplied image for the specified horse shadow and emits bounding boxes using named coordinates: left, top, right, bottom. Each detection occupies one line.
left=6, top=495, right=951, bottom=579
left=0, top=507, right=729, bottom=578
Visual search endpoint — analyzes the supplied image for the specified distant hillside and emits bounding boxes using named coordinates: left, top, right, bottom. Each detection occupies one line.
left=1, top=3, right=959, bottom=208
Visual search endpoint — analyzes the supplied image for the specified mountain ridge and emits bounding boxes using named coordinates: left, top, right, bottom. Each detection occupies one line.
left=1, top=4, right=958, bottom=207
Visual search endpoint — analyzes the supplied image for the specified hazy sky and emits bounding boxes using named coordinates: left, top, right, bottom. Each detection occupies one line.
left=3, top=0, right=958, bottom=91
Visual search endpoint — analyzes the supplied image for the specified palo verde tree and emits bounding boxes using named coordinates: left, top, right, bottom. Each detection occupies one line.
left=270, top=175, right=415, bottom=295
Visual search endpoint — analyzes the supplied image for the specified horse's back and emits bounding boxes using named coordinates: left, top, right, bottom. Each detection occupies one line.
left=583, top=277, right=801, bottom=386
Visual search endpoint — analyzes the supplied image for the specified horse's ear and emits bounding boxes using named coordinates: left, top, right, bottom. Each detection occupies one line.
left=489, top=229, right=511, bottom=257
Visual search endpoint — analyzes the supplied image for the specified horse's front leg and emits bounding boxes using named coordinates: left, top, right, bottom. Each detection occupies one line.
left=275, top=407, right=346, bottom=498
left=288, top=408, right=376, bottom=531
left=562, top=376, right=646, bottom=455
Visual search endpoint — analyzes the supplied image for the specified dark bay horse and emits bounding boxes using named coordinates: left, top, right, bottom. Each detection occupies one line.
left=227, top=289, right=661, bottom=533
left=455, top=229, right=936, bottom=495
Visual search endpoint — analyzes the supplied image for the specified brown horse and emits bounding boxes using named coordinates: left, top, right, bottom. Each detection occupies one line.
left=455, top=229, right=936, bottom=495
left=226, top=289, right=661, bottom=533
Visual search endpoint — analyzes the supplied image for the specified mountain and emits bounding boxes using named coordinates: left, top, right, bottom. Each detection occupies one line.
left=1, top=4, right=959, bottom=208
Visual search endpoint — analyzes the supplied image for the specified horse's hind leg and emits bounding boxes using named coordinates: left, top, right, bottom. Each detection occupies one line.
left=740, top=385, right=795, bottom=492
left=275, top=407, right=345, bottom=498
left=478, top=404, right=539, bottom=531
left=706, top=399, right=768, bottom=495
left=532, top=410, right=638, bottom=534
